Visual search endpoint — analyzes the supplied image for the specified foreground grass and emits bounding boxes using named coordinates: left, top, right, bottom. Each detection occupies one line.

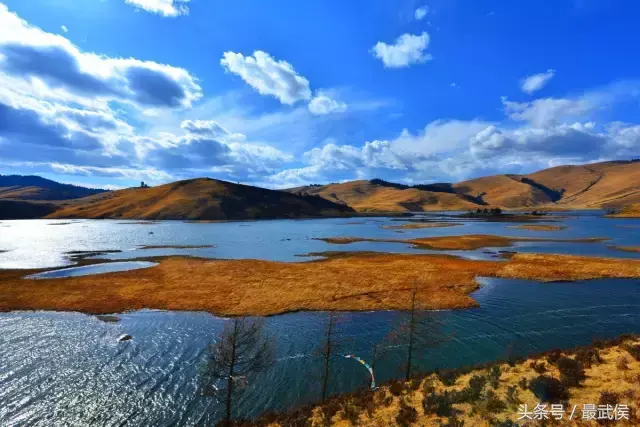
left=2, top=252, right=640, bottom=316
left=254, top=335, right=640, bottom=426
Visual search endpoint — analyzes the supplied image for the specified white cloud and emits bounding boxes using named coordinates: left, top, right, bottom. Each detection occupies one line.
left=371, top=32, right=431, bottom=68
left=414, top=6, right=429, bottom=20
left=60, top=25, right=68, bottom=33
left=502, top=96, right=593, bottom=127
left=521, top=69, right=555, bottom=94
left=221, top=51, right=311, bottom=105
left=0, top=4, right=202, bottom=109
left=124, top=0, right=190, bottom=17
left=308, top=91, right=347, bottom=115
left=180, top=119, right=246, bottom=140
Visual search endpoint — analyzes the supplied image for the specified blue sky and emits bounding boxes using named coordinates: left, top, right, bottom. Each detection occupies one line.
left=1, top=0, right=639, bottom=189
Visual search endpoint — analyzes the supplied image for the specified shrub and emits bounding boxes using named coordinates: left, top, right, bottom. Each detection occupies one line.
left=546, top=349, right=563, bottom=365
left=322, top=401, right=341, bottom=422
left=467, top=375, right=487, bottom=401
left=505, top=385, right=521, bottom=408
left=423, top=391, right=454, bottom=417
left=517, top=377, right=528, bottom=390
left=556, top=357, right=586, bottom=387
left=482, top=390, right=507, bottom=413
left=409, top=378, right=422, bottom=391
left=616, top=356, right=630, bottom=371
left=529, top=360, right=547, bottom=374
left=389, top=381, right=405, bottom=396
left=575, top=348, right=602, bottom=368
left=422, top=377, right=436, bottom=395
left=438, top=369, right=459, bottom=386
left=488, top=365, right=501, bottom=389
left=396, top=401, right=418, bottom=427
left=623, top=344, right=640, bottom=361
left=597, top=391, right=620, bottom=426
left=341, top=400, right=360, bottom=425
left=528, top=375, right=569, bottom=403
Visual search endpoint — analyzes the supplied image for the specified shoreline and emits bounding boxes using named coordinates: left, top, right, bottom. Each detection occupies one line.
left=2, top=251, right=640, bottom=317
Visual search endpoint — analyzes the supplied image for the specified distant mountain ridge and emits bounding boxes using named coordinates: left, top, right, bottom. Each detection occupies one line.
left=288, top=160, right=640, bottom=212
left=0, top=175, right=107, bottom=201
left=3, top=160, right=640, bottom=219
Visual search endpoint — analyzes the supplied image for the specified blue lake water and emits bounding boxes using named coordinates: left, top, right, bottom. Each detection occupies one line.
left=1, top=212, right=640, bottom=425
left=24, top=261, right=158, bottom=279
left=1, top=211, right=639, bottom=269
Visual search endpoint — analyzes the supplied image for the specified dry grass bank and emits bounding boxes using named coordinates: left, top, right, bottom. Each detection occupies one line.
left=257, top=336, right=640, bottom=426
left=316, top=234, right=607, bottom=251
left=2, top=252, right=640, bottom=316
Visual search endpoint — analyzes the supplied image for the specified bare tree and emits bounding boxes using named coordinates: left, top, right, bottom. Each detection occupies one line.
left=201, top=317, right=275, bottom=426
left=317, top=312, right=349, bottom=402
left=386, top=280, right=447, bottom=381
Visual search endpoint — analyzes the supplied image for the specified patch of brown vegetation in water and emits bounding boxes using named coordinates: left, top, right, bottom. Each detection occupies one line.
left=380, top=222, right=462, bottom=230
left=316, top=234, right=608, bottom=251
left=608, top=246, right=640, bottom=254
left=2, top=252, right=640, bottom=316
left=509, top=224, right=566, bottom=231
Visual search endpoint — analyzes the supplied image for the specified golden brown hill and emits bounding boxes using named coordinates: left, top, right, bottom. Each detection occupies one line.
left=47, top=178, right=354, bottom=220
left=527, top=161, right=640, bottom=208
left=288, top=180, right=480, bottom=212
left=289, top=160, right=640, bottom=212
left=0, top=175, right=106, bottom=201
left=453, top=174, right=554, bottom=208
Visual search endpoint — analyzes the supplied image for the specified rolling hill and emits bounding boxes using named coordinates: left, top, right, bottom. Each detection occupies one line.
left=288, top=160, right=640, bottom=212
left=47, top=178, right=354, bottom=220
left=0, top=175, right=107, bottom=201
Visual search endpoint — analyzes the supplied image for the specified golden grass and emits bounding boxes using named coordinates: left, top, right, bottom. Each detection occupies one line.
left=2, top=252, right=640, bottom=316
left=291, top=337, right=640, bottom=427
left=509, top=224, right=566, bottom=231
left=316, top=234, right=608, bottom=251
left=380, top=222, right=462, bottom=230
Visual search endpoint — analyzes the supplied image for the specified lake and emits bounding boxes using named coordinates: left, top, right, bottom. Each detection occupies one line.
left=1, top=212, right=639, bottom=425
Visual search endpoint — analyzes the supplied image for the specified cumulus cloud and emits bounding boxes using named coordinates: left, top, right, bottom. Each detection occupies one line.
left=0, top=4, right=201, bottom=109
left=371, top=32, right=431, bottom=68
left=221, top=51, right=311, bottom=105
left=308, top=91, right=347, bottom=115
left=124, top=0, right=190, bottom=17
left=414, top=6, right=429, bottom=20
left=502, top=96, right=593, bottom=127
left=521, top=69, right=555, bottom=94
left=180, top=119, right=246, bottom=140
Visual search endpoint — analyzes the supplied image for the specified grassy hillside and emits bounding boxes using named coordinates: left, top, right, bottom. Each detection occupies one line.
left=47, top=178, right=354, bottom=220
left=255, top=335, right=640, bottom=426
left=289, top=160, right=640, bottom=212
left=289, top=180, right=480, bottom=212
left=0, top=175, right=106, bottom=201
